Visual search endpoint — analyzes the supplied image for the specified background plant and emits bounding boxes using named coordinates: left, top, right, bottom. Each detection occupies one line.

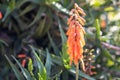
left=1, top=0, right=120, bottom=80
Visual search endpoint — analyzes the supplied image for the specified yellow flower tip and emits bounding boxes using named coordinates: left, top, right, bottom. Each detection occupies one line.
left=80, top=58, right=86, bottom=72
left=74, top=3, right=78, bottom=9
left=74, top=3, right=86, bottom=16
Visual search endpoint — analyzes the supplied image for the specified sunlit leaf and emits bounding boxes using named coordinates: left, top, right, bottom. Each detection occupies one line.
left=95, top=19, right=101, bottom=41
left=28, top=58, right=36, bottom=80
left=104, top=6, right=114, bottom=11
left=61, top=44, right=70, bottom=69
left=28, top=58, right=33, bottom=73
left=106, top=59, right=114, bottom=67
left=90, top=0, right=105, bottom=7
left=38, top=73, right=43, bottom=80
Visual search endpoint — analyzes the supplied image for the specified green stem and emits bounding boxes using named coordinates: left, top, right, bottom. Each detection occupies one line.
left=76, top=64, right=79, bottom=80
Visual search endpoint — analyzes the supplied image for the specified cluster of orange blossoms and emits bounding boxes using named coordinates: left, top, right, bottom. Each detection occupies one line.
left=66, top=3, right=86, bottom=71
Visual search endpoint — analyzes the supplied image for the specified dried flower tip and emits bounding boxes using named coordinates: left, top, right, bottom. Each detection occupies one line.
left=78, top=10, right=86, bottom=16
left=88, top=58, right=92, bottom=61
left=74, top=3, right=79, bottom=9
left=74, top=3, right=86, bottom=16
left=81, top=58, right=85, bottom=71
left=79, top=16, right=86, bottom=23
left=77, top=16, right=85, bottom=26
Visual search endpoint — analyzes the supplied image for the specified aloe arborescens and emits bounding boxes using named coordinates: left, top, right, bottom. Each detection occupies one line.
left=66, top=3, right=86, bottom=80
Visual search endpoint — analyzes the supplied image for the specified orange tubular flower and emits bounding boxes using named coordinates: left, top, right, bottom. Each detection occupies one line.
left=66, top=3, right=86, bottom=71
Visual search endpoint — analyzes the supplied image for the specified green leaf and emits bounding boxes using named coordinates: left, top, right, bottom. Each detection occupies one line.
left=20, top=4, right=37, bottom=16
left=28, top=58, right=33, bottom=73
left=101, top=48, right=113, bottom=61
left=34, top=17, right=46, bottom=37
left=28, top=58, right=36, bottom=80
left=2, top=7, right=11, bottom=22
left=104, top=6, right=114, bottom=11
left=48, top=32, right=59, bottom=55
left=0, top=39, right=8, bottom=46
left=30, top=46, right=46, bottom=80
left=57, top=17, right=67, bottom=44
left=90, top=0, right=105, bottom=7
left=38, top=73, right=43, bottom=80
left=16, top=0, right=29, bottom=8
left=45, top=49, right=52, bottom=78
left=42, top=9, right=53, bottom=36
left=29, top=46, right=63, bottom=66
left=12, top=13, right=28, bottom=31
left=106, top=59, right=114, bottom=67
left=57, top=17, right=70, bottom=68
left=51, top=54, right=63, bottom=66
left=11, top=55, right=34, bottom=80
left=61, top=44, right=70, bottom=69
left=95, top=19, right=101, bottom=41
left=16, top=0, right=45, bottom=8
left=46, top=0, right=59, bottom=5
left=69, top=67, right=95, bottom=80
left=5, top=55, right=25, bottom=80
left=60, top=0, right=74, bottom=9
left=2, top=0, right=15, bottom=21
left=61, top=70, right=69, bottom=80
left=28, top=7, right=46, bottom=28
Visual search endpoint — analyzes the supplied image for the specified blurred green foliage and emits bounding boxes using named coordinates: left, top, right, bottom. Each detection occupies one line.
left=1, top=0, right=120, bottom=80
